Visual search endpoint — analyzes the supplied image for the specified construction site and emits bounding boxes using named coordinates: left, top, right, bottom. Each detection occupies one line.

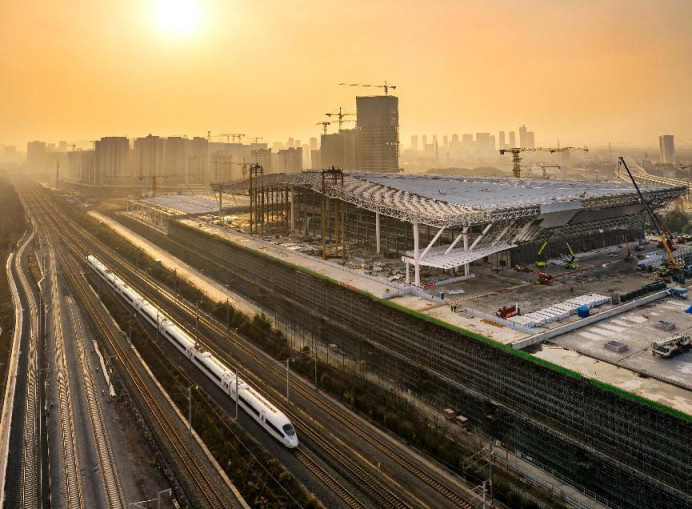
left=110, top=160, right=692, bottom=508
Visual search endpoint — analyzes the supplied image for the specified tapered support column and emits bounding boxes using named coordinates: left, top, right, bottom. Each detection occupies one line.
left=463, top=227, right=469, bottom=276
left=413, top=222, right=420, bottom=286
left=375, top=212, right=381, bottom=254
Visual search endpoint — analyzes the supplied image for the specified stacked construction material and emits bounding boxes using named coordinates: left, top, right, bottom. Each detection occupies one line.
left=509, top=293, right=609, bottom=328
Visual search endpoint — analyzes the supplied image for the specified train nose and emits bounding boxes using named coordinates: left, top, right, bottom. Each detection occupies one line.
left=286, top=436, right=299, bottom=448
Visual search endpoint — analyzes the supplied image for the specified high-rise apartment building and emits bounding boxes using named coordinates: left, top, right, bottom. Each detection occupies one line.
left=311, top=149, right=321, bottom=170
left=67, top=150, right=96, bottom=184
left=133, top=135, right=164, bottom=177
left=509, top=131, right=516, bottom=148
left=461, top=134, right=473, bottom=148
left=309, top=137, right=319, bottom=151
left=277, top=147, right=302, bottom=173
left=251, top=148, right=274, bottom=174
left=451, top=133, right=459, bottom=144
left=356, top=95, right=399, bottom=173
left=498, top=131, right=506, bottom=150
left=95, top=137, right=129, bottom=182
left=27, top=141, right=48, bottom=173
left=187, top=137, right=209, bottom=184
left=411, top=135, right=419, bottom=151
left=659, top=135, right=675, bottom=164
left=163, top=137, right=189, bottom=179
left=519, top=125, right=528, bottom=149
left=526, top=131, right=535, bottom=149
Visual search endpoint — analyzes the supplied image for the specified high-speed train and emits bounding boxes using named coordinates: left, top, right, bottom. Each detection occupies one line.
left=87, top=254, right=298, bottom=448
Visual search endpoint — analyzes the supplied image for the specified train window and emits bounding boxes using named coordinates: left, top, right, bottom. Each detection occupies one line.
left=241, top=397, right=259, bottom=416
left=282, top=424, right=296, bottom=437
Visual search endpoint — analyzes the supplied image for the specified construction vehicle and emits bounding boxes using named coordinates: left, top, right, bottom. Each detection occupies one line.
left=623, top=237, right=635, bottom=262
left=339, top=81, right=397, bottom=95
left=652, top=334, right=691, bottom=358
left=535, top=240, right=549, bottom=267
left=515, top=263, right=533, bottom=273
left=618, top=157, right=682, bottom=276
left=535, top=270, right=553, bottom=285
left=564, top=242, right=578, bottom=270
left=499, top=146, right=588, bottom=178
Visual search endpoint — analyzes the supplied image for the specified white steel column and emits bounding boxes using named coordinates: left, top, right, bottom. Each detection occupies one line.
left=420, top=227, right=445, bottom=260
left=413, top=222, right=420, bottom=286
left=463, top=227, right=470, bottom=276
left=375, top=212, right=381, bottom=254
left=405, top=260, right=410, bottom=284
left=289, top=187, right=295, bottom=232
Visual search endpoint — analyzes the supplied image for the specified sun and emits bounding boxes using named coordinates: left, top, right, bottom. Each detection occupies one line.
left=156, top=0, right=201, bottom=34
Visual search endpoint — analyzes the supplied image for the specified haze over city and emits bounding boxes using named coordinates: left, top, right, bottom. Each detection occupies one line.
left=2, top=0, right=692, bottom=148
left=2, top=3, right=692, bottom=509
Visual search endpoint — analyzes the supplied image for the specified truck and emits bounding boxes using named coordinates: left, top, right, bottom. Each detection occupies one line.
left=652, top=334, right=691, bottom=358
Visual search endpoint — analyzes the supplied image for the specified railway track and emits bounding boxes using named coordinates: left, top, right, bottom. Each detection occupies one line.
left=27, top=184, right=404, bottom=508
left=23, top=181, right=476, bottom=507
left=294, top=449, right=368, bottom=509
left=44, top=234, right=86, bottom=508
left=13, top=228, right=42, bottom=508
left=19, top=182, right=234, bottom=509
left=66, top=299, right=126, bottom=508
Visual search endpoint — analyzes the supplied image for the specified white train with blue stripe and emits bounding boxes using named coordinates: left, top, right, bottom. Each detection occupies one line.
left=87, top=254, right=298, bottom=448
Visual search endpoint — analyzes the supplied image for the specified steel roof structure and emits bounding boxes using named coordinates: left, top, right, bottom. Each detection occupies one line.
left=213, top=172, right=686, bottom=229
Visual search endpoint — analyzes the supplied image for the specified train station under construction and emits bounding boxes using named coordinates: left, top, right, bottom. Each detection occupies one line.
left=206, top=170, right=687, bottom=284
left=114, top=170, right=692, bottom=507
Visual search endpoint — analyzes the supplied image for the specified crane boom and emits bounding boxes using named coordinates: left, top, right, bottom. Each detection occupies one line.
left=618, top=156, right=680, bottom=271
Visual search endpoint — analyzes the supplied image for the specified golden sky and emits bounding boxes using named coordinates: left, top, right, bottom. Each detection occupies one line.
left=2, top=0, right=691, bottom=148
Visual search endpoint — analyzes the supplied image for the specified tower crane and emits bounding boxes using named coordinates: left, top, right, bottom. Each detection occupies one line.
left=339, top=80, right=397, bottom=95
left=316, top=121, right=332, bottom=136
left=250, top=137, right=263, bottom=144
left=325, top=107, right=355, bottom=130
left=499, top=146, right=588, bottom=178
left=618, top=156, right=681, bottom=275
left=535, top=163, right=561, bottom=179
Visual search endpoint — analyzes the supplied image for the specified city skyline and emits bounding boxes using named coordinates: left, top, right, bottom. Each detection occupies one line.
left=2, top=1, right=692, bottom=148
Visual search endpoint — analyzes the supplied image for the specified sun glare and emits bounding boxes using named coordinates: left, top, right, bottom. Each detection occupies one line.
left=156, top=0, right=201, bottom=34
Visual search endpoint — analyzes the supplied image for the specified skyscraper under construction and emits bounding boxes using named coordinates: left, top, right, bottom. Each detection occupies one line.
left=356, top=95, right=399, bottom=173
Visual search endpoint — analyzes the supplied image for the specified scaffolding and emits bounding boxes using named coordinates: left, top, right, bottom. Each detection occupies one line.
left=167, top=219, right=692, bottom=508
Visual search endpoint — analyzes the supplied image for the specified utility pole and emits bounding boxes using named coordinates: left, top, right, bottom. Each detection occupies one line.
left=313, top=335, right=318, bottom=392
left=286, top=358, right=290, bottom=402
left=235, top=370, right=240, bottom=420
left=226, top=299, right=230, bottom=330
left=188, top=386, right=192, bottom=436
left=195, top=301, right=199, bottom=335
left=488, top=439, right=494, bottom=502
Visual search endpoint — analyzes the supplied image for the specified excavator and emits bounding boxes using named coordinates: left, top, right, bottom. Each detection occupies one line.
left=535, top=240, right=549, bottom=267
left=564, top=242, right=578, bottom=270
left=618, top=157, right=682, bottom=277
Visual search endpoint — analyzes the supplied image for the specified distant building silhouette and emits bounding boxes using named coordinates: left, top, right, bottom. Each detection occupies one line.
left=27, top=141, right=48, bottom=174
left=509, top=131, right=516, bottom=148
left=526, top=131, right=535, bottom=149
left=411, top=135, right=419, bottom=151
left=659, top=135, right=675, bottom=164
left=519, top=125, right=528, bottom=149
left=133, top=135, right=164, bottom=177
left=498, top=131, right=506, bottom=150
left=95, top=137, right=129, bottom=183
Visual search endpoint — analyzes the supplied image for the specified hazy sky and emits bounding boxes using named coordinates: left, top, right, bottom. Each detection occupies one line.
left=2, top=0, right=691, bottom=149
